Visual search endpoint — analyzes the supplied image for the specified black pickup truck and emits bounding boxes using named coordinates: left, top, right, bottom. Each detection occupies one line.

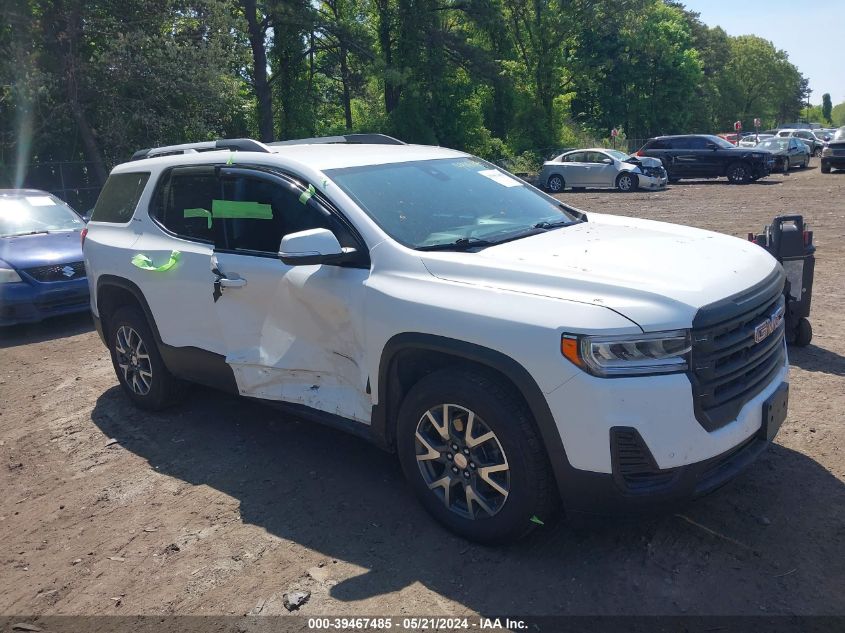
left=636, top=134, right=775, bottom=184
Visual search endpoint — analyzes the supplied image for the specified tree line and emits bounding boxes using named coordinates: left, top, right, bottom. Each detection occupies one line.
left=0, top=0, right=836, bottom=185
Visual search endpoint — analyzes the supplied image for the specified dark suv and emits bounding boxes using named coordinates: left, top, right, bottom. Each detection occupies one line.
left=636, top=134, right=774, bottom=184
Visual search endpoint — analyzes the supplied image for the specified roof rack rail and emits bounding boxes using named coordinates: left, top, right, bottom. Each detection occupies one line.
left=269, top=133, right=406, bottom=146
left=131, top=138, right=271, bottom=161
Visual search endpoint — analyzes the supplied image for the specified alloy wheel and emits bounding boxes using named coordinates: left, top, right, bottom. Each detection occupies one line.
left=618, top=174, right=633, bottom=191
left=115, top=325, right=153, bottom=395
left=414, top=404, right=510, bottom=520
left=548, top=176, right=563, bottom=192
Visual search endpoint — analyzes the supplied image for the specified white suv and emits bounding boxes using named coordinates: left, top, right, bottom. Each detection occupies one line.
left=84, top=135, right=790, bottom=543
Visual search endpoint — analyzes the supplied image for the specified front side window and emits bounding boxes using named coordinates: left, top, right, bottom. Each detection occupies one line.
left=219, top=173, right=333, bottom=254
left=0, top=193, right=84, bottom=237
left=325, top=157, right=580, bottom=250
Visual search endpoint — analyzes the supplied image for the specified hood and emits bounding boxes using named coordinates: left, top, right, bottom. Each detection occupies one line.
left=420, top=213, right=779, bottom=330
left=0, top=231, right=84, bottom=270
left=624, top=155, right=662, bottom=168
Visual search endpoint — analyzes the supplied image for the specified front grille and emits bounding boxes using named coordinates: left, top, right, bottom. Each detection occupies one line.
left=642, top=166, right=666, bottom=178
left=610, top=427, right=677, bottom=493
left=24, top=261, right=86, bottom=282
left=690, top=269, right=786, bottom=431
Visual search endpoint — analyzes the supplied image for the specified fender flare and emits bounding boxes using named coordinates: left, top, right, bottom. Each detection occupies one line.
left=371, top=332, right=576, bottom=497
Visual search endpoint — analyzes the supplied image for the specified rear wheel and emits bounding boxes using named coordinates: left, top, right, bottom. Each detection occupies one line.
left=546, top=174, right=564, bottom=193
left=396, top=368, right=557, bottom=543
left=107, top=306, right=184, bottom=410
left=616, top=172, right=638, bottom=192
left=727, top=161, right=751, bottom=184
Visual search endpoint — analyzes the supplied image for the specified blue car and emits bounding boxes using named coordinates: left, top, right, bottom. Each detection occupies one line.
left=0, top=189, right=90, bottom=326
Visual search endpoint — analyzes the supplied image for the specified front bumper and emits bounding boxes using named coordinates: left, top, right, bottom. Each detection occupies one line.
left=0, top=277, right=90, bottom=326
left=545, top=351, right=788, bottom=514
left=637, top=173, right=668, bottom=190
left=752, top=159, right=773, bottom=178
left=821, top=156, right=845, bottom=169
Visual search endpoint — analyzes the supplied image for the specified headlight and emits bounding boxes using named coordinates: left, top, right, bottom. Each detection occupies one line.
left=822, top=146, right=832, bottom=157
left=0, top=267, right=22, bottom=283
left=561, top=330, right=691, bottom=377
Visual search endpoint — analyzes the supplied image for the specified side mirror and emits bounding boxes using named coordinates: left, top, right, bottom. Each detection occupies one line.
left=706, top=143, right=718, bottom=150
left=601, top=158, right=613, bottom=164
left=278, top=228, right=357, bottom=266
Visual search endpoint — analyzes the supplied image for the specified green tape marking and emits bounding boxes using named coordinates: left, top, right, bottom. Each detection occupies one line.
left=211, top=199, right=272, bottom=220
left=529, top=515, right=544, bottom=526
left=226, top=152, right=234, bottom=165
left=299, top=184, right=316, bottom=205
left=183, top=207, right=212, bottom=229
left=131, top=250, right=181, bottom=272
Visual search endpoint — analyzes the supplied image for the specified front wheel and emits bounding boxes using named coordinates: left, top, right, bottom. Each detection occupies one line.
left=546, top=174, right=564, bottom=193
left=821, top=163, right=831, bottom=174
left=616, top=172, right=638, bottom=192
left=397, top=368, right=557, bottom=543
left=107, top=306, right=184, bottom=410
left=727, top=161, right=751, bottom=184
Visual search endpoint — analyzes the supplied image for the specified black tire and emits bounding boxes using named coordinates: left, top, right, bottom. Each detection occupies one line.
left=793, top=318, right=812, bottom=347
left=821, top=163, right=831, bottom=174
left=396, top=368, right=557, bottom=544
left=546, top=174, right=564, bottom=193
left=616, top=172, right=638, bottom=192
left=107, top=306, right=184, bottom=410
left=726, top=161, right=751, bottom=184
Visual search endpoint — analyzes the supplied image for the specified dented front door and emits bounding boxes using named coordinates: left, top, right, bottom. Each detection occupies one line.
left=210, top=168, right=372, bottom=423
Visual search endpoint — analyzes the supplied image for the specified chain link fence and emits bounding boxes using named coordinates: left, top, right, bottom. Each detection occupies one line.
left=0, top=161, right=103, bottom=213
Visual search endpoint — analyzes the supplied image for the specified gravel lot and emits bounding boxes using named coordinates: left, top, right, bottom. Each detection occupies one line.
left=1, top=165, right=843, bottom=620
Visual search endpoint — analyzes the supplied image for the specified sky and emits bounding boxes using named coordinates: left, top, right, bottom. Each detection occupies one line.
left=681, top=0, right=844, bottom=104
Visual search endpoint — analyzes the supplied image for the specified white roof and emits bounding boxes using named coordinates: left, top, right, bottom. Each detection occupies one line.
left=114, top=142, right=468, bottom=174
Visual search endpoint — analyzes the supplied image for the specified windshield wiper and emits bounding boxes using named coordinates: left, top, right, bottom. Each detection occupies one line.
left=4, top=230, right=50, bottom=237
left=417, top=236, right=493, bottom=251
left=533, top=218, right=574, bottom=230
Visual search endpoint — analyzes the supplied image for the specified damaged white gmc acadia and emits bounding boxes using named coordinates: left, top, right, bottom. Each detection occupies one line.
left=84, top=135, right=789, bottom=543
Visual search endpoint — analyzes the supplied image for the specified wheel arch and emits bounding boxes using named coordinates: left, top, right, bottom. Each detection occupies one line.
left=96, top=275, right=162, bottom=346
left=371, top=333, right=572, bottom=496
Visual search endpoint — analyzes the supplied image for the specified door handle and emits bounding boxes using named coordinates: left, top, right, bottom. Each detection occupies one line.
left=218, top=277, right=247, bottom=288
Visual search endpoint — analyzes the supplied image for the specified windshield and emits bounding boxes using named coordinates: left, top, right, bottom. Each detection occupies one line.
left=0, top=194, right=83, bottom=237
left=606, top=149, right=630, bottom=160
left=325, top=157, right=579, bottom=249
left=758, top=139, right=789, bottom=151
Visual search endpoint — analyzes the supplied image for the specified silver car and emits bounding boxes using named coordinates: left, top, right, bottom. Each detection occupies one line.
left=538, top=148, right=668, bottom=193
left=737, top=133, right=774, bottom=148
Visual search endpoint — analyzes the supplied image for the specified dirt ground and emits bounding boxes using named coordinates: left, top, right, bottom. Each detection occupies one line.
left=1, top=165, right=844, bottom=621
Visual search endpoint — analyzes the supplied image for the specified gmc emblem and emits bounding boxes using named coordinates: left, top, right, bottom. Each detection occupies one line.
left=754, top=305, right=785, bottom=344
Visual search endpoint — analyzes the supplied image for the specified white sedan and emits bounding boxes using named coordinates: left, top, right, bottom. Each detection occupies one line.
left=538, top=148, right=668, bottom=193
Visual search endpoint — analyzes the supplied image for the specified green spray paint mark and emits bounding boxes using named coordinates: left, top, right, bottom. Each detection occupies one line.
left=529, top=515, right=544, bottom=526
left=299, top=184, right=316, bottom=205
left=211, top=199, right=272, bottom=220
left=131, top=250, right=181, bottom=272
left=183, top=208, right=212, bottom=229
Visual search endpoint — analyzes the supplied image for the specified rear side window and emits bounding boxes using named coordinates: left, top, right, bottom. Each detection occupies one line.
left=152, top=166, right=222, bottom=243
left=90, top=172, right=150, bottom=223
left=644, top=139, right=670, bottom=150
